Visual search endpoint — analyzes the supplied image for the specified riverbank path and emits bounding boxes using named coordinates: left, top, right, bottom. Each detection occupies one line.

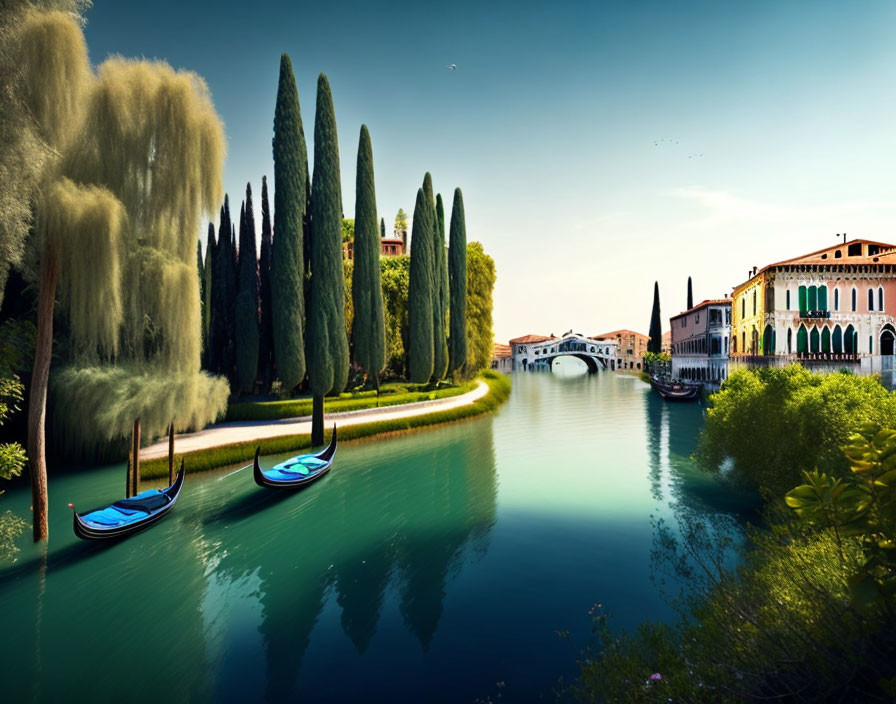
left=141, top=380, right=490, bottom=460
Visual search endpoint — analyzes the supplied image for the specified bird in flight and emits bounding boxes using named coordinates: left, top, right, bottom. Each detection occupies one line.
left=447, top=63, right=457, bottom=70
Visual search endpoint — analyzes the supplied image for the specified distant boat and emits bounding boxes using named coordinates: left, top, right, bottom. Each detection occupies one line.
left=253, top=426, right=337, bottom=489
left=650, top=376, right=700, bottom=402
left=70, top=461, right=185, bottom=540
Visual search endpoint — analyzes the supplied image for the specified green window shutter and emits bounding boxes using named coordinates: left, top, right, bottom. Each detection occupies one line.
left=821, top=327, right=831, bottom=353
left=810, top=327, right=820, bottom=353
left=832, top=326, right=842, bottom=354
left=817, top=286, right=827, bottom=311
left=797, top=326, right=808, bottom=354
left=807, top=286, right=818, bottom=311
left=798, top=285, right=807, bottom=312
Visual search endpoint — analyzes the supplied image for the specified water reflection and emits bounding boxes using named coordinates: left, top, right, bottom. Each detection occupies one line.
left=202, top=420, right=498, bottom=699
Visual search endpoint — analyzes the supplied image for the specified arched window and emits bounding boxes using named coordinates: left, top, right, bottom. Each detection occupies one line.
left=752, top=290, right=757, bottom=315
left=818, top=285, right=828, bottom=311
left=787, top=327, right=792, bottom=353
left=786, top=289, right=791, bottom=310
left=845, top=324, right=856, bottom=354
left=751, top=327, right=759, bottom=353
left=763, top=324, right=775, bottom=355
left=810, top=327, right=820, bottom=353
left=852, top=288, right=857, bottom=312
left=869, top=288, right=875, bottom=311
left=741, top=298, right=745, bottom=318
left=833, top=325, right=843, bottom=354
left=797, top=325, right=808, bottom=355
left=807, top=285, right=818, bottom=311
left=741, top=332, right=746, bottom=353
left=821, top=326, right=831, bottom=353
left=834, top=287, right=839, bottom=311
left=879, top=286, right=884, bottom=312
left=869, top=336, right=874, bottom=354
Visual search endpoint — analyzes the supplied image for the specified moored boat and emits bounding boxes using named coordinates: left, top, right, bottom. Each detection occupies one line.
left=70, top=460, right=185, bottom=540
left=650, top=376, right=701, bottom=402
left=253, top=425, right=337, bottom=489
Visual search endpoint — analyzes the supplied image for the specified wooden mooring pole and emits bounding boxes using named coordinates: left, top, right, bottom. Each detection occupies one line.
left=132, top=418, right=141, bottom=497
left=168, top=420, right=175, bottom=485
left=126, top=444, right=133, bottom=498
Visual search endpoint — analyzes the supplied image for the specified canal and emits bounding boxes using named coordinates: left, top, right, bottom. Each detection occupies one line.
left=0, top=363, right=746, bottom=702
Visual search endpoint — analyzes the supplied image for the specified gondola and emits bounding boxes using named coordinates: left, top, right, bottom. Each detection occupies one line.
left=69, top=460, right=185, bottom=540
left=650, top=376, right=701, bottom=402
left=254, top=425, right=337, bottom=489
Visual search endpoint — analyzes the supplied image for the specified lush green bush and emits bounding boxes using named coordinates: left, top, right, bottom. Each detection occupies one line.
left=142, top=371, right=509, bottom=478
left=225, top=379, right=475, bottom=421
left=696, top=365, right=896, bottom=494
left=573, top=424, right=896, bottom=703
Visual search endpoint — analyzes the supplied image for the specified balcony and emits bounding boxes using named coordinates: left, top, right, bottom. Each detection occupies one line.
left=799, top=310, right=831, bottom=319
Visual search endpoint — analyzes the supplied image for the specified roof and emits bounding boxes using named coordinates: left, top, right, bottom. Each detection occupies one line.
left=509, top=334, right=556, bottom=344
left=380, top=238, right=404, bottom=244
left=733, top=238, right=896, bottom=292
left=669, top=298, right=731, bottom=322
left=591, top=329, right=648, bottom=340
left=492, top=343, right=512, bottom=358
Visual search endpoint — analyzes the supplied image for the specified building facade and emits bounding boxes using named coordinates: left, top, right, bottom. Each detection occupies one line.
left=592, top=329, right=649, bottom=371
left=343, top=226, right=408, bottom=260
left=730, top=239, right=896, bottom=384
left=491, top=343, right=512, bottom=373
left=670, top=299, right=731, bottom=384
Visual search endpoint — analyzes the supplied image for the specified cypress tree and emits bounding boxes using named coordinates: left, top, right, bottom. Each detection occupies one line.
left=197, top=238, right=205, bottom=354
left=212, top=196, right=234, bottom=378
left=271, top=53, right=307, bottom=392
left=687, top=276, right=693, bottom=310
left=408, top=187, right=434, bottom=382
left=380, top=217, right=386, bottom=239
left=648, top=281, right=662, bottom=354
left=448, top=188, right=467, bottom=377
left=202, top=222, right=215, bottom=369
left=236, top=183, right=260, bottom=394
left=432, top=192, right=448, bottom=382
left=351, top=125, right=385, bottom=391
left=258, top=175, right=274, bottom=392
left=307, top=73, right=349, bottom=446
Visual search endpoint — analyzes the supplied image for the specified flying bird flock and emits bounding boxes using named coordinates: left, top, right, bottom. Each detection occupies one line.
left=653, top=137, right=703, bottom=159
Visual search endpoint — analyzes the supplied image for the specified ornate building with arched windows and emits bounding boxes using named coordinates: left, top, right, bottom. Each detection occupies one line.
left=730, top=238, right=896, bottom=386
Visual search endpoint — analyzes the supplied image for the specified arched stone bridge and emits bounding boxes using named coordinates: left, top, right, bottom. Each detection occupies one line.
left=512, top=332, right=619, bottom=373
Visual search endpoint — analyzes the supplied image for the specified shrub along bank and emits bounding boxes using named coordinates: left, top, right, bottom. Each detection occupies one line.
left=141, top=371, right=510, bottom=479
left=225, top=379, right=476, bottom=422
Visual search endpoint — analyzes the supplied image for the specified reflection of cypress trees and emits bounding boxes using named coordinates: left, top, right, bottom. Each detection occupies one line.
left=645, top=391, right=665, bottom=501
left=204, top=418, right=498, bottom=689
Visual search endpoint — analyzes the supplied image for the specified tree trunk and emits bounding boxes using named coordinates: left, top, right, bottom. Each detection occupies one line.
left=27, top=252, right=59, bottom=542
left=311, top=394, right=324, bottom=446
left=374, top=374, right=380, bottom=407
left=132, top=418, right=140, bottom=497
left=168, top=421, right=175, bottom=485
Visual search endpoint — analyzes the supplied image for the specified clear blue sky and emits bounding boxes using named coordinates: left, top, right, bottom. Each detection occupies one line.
left=84, top=0, right=896, bottom=342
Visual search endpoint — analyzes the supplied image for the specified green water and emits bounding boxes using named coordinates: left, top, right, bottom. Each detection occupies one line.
left=0, top=366, right=745, bottom=702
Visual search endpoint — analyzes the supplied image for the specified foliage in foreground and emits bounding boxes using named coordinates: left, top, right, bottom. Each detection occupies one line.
left=696, top=365, right=896, bottom=495
left=0, top=368, right=27, bottom=561
left=142, top=371, right=509, bottom=479
left=573, top=425, right=896, bottom=703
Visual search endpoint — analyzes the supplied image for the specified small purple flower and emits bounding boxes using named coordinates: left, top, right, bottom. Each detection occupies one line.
left=650, top=673, right=663, bottom=681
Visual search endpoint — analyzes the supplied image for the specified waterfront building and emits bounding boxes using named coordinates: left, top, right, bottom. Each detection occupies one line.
left=509, top=331, right=618, bottom=371
left=670, top=299, right=731, bottom=384
left=591, top=329, right=649, bottom=370
left=491, top=343, right=513, bottom=373
left=661, top=330, right=671, bottom=356
left=730, top=238, right=896, bottom=383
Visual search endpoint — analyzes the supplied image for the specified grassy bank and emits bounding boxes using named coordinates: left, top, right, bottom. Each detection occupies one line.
left=141, top=371, right=511, bottom=480
left=225, top=379, right=477, bottom=421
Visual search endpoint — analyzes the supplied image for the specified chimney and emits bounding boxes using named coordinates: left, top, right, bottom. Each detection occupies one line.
left=752, top=266, right=757, bottom=277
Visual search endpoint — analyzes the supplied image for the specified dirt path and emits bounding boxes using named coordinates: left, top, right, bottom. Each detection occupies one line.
left=141, top=380, right=490, bottom=460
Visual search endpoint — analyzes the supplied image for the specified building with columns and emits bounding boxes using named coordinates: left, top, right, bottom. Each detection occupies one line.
left=729, top=238, right=896, bottom=384
left=591, top=330, right=649, bottom=371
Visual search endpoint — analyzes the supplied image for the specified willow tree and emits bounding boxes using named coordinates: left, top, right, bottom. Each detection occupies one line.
left=258, top=175, right=274, bottom=391
left=235, top=183, right=259, bottom=394
left=408, top=187, right=434, bottom=382
left=271, top=53, right=307, bottom=392
left=448, top=188, right=467, bottom=378
left=15, top=8, right=228, bottom=539
left=307, top=73, right=349, bottom=446
left=351, top=125, right=385, bottom=391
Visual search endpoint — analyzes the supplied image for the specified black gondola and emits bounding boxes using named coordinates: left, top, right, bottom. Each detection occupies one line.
left=650, top=376, right=701, bottom=402
left=69, top=460, right=185, bottom=540
left=253, top=425, right=337, bottom=489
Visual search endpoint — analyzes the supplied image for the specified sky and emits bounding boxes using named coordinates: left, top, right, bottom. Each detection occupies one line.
left=83, top=0, right=896, bottom=343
